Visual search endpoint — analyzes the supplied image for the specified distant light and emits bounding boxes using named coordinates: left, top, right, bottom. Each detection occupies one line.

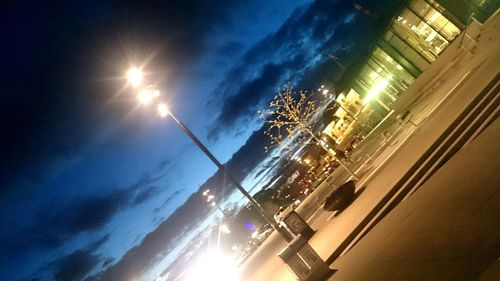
left=127, top=67, right=143, bottom=88
left=211, top=202, right=216, bottom=207
left=138, top=88, right=157, bottom=105
left=157, top=103, right=169, bottom=118
left=221, top=224, right=231, bottom=234
left=322, top=89, right=329, bottom=95
left=245, top=222, right=256, bottom=231
left=186, top=250, right=239, bottom=281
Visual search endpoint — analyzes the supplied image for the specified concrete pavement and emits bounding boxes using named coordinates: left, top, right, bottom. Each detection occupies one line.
left=329, top=112, right=500, bottom=281
left=307, top=8, right=499, bottom=264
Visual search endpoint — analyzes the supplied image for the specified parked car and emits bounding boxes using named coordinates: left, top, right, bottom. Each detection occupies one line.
left=274, top=199, right=301, bottom=224
left=323, top=180, right=356, bottom=211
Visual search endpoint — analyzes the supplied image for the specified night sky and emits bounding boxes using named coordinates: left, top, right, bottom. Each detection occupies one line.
left=0, top=1, right=396, bottom=280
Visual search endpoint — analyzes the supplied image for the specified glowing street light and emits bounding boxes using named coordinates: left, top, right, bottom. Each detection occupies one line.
left=138, top=87, right=160, bottom=105
left=126, top=67, right=144, bottom=88
left=125, top=67, right=292, bottom=241
left=157, top=103, right=169, bottom=118
left=186, top=249, right=239, bottom=281
left=220, top=224, right=231, bottom=234
left=202, top=189, right=229, bottom=215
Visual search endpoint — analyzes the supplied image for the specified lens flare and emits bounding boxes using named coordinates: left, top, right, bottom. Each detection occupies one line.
left=186, top=250, right=240, bottom=281
left=127, top=67, right=143, bottom=87
left=157, top=103, right=169, bottom=118
left=138, top=88, right=155, bottom=105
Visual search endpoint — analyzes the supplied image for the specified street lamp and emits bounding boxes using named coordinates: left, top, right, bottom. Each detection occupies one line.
left=202, top=189, right=227, bottom=215
left=126, top=68, right=292, bottom=241
left=126, top=67, right=144, bottom=88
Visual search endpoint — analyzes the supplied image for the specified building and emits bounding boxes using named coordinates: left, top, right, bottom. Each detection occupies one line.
left=322, top=0, right=498, bottom=149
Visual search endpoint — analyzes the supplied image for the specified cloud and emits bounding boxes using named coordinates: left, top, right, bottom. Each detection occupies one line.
left=54, top=250, right=101, bottom=281
left=0, top=171, right=166, bottom=259
left=206, top=0, right=363, bottom=139
left=0, top=190, right=128, bottom=256
left=208, top=63, right=284, bottom=139
left=133, top=185, right=160, bottom=206
left=89, top=192, right=209, bottom=281
left=154, top=189, right=183, bottom=213
left=52, top=235, right=110, bottom=281
left=156, top=158, right=172, bottom=172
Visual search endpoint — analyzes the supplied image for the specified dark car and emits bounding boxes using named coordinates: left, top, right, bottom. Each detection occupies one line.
left=323, top=180, right=356, bottom=211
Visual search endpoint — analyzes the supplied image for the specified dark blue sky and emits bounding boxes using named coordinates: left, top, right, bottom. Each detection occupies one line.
left=0, top=1, right=395, bottom=280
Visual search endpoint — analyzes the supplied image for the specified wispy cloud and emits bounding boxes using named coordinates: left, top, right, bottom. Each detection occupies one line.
left=0, top=169, right=167, bottom=265
left=207, top=1, right=362, bottom=140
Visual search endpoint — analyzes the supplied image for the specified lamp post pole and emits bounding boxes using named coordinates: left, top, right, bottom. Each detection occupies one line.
left=166, top=110, right=293, bottom=241
left=125, top=67, right=292, bottom=241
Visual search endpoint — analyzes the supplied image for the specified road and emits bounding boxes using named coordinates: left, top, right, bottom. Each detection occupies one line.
left=238, top=118, right=416, bottom=281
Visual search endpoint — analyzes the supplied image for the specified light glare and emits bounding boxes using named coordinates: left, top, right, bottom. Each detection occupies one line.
left=157, top=103, right=169, bottom=118
left=127, top=67, right=143, bottom=87
left=138, top=89, right=155, bottom=105
left=221, top=224, right=231, bottom=234
left=364, top=79, right=389, bottom=103
left=186, top=250, right=239, bottom=281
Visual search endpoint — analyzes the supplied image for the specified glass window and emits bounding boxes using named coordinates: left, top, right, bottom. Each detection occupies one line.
left=408, top=0, right=461, bottom=41
left=440, top=21, right=460, bottom=40
left=423, top=8, right=460, bottom=40
left=394, top=9, right=449, bottom=58
left=409, top=0, right=431, bottom=17
left=371, top=47, right=415, bottom=89
left=357, top=64, right=399, bottom=109
left=384, top=31, right=430, bottom=71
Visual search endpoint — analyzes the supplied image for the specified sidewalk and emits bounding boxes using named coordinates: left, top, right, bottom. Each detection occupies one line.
left=240, top=11, right=499, bottom=281
left=329, top=114, right=500, bottom=281
left=307, top=9, right=499, bottom=263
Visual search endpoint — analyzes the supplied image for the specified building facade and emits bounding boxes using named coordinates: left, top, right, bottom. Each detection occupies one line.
left=322, top=0, right=498, bottom=149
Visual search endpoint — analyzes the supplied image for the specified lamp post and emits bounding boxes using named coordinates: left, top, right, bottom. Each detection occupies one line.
left=126, top=68, right=292, bottom=241
left=202, top=189, right=229, bottom=216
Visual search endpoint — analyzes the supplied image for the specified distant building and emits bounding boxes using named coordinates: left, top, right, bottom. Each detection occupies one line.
left=323, top=0, right=498, bottom=149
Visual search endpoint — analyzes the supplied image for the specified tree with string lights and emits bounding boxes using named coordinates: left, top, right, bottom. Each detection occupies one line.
left=260, top=85, right=359, bottom=179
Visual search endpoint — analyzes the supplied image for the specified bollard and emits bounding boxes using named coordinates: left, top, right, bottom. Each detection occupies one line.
left=278, top=244, right=312, bottom=280
left=283, top=211, right=316, bottom=240
left=298, top=242, right=336, bottom=280
left=278, top=234, right=335, bottom=281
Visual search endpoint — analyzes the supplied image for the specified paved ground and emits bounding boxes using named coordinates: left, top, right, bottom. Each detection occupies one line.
left=329, top=115, right=500, bottom=281
left=240, top=11, right=500, bottom=281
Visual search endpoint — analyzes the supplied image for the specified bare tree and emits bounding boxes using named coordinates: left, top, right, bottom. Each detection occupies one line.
left=260, top=86, right=359, bottom=179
